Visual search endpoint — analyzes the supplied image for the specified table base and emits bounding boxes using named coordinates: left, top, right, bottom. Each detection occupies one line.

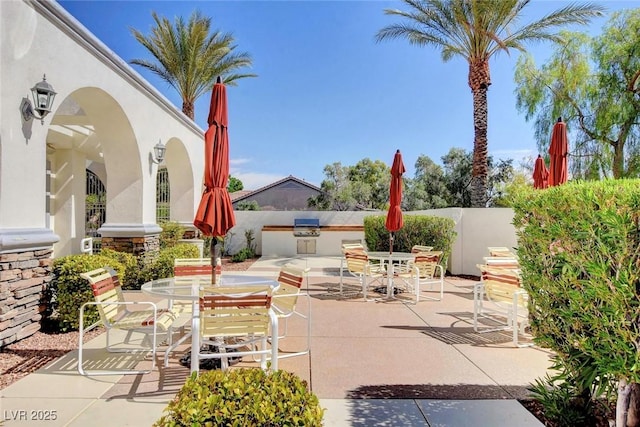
left=179, top=345, right=243, bottom=370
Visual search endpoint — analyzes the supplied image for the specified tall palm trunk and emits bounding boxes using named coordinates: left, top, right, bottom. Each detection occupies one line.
left=182, top=101, right=195, bottom=120
left=469, top=60, right=490, bottom=207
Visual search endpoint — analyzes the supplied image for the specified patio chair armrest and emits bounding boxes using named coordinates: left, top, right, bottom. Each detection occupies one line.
left=80, top=300, right=158, bottom=310
left=79, top=300, right=159, bottom=328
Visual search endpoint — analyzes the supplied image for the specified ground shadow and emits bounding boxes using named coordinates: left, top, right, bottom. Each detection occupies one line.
left=1, top=349, right=68, bottom=374
left=346, top=383, right=532, bottom=400
left=380, top=323, right=535, bottom=347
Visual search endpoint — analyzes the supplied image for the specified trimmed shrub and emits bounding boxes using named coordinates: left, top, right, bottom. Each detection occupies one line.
left=99, top=248, right=141, bottom=290
left=160, top=221, right=186, bottom=249
left=142, top=243, right=200, bottom=281
left=364, top=214, right=456, bottom=268
left=154, top=369, right=324, bottom=426
left=513, top=179, right=640, bottom=420
left=49, top=254, right=126, bottom=332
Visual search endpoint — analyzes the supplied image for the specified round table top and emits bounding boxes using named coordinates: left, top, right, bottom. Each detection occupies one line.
left=141, top=274, right=279, bottom=300
left=366, top=251, right=415, bottom=261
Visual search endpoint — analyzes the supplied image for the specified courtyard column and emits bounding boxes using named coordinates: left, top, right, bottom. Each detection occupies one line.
left=50, top=148, right=87, bottom=257
left=0, top=119, right=58, bottom=346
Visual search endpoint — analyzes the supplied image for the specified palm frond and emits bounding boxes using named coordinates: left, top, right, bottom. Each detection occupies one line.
left=129, top=9, right=255, bottom=118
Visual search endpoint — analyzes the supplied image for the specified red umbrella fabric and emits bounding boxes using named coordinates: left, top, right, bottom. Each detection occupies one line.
left=194, top=77, right=236, bottom=282
left=532, top=154, right=549, bottom=189
left=548, top=118, right=568, bottom=186
left=385, top=149, right=405, bottom=254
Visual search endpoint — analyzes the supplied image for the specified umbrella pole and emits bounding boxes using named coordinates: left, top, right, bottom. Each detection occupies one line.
left=210, top=239, right=216, bottom=285
left=389, top=233, right=394, bottom=255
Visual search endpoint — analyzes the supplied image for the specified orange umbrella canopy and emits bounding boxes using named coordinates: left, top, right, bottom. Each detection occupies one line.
left=533, top=154, right=549, bottom=189
left=194, top=77, right=236, bottom=237
left=548, top=118, right=568, bottom=186
left=385, top=150, right=405, bottom=253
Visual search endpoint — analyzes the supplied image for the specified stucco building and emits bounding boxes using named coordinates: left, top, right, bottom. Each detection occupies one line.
left=1, top=0, right=207, bottom=345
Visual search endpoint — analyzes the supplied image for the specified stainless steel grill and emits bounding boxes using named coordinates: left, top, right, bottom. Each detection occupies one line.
left=293, top=218, right=320, bottom=237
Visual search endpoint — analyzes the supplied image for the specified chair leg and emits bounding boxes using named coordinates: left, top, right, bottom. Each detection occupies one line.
left=164, top=331, right=192, bottom=367
left=77, top=304, right=154, bottom=376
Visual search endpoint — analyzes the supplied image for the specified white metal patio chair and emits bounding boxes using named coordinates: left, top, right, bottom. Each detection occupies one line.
left=196, top=286, right=278, bottom=373
left=339, top=250, right=385, bottom=299
left=483, top=256, right=520, bottom=269
left=396, top=251, right=445, bottom=303
left=270, top=265, right=311, bottom=359
left=473, top=264, right=531, bottom=347
left=78, top=267, right=184, bottom=375
left=487, top=246, right=518, bottom=258
left=411, top=245, right=434, bottom=253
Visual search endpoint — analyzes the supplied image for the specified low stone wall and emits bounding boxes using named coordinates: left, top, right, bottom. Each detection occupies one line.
left=0, top=249, right=53, bottom=346
left=101, top=235, right=160, bottom=257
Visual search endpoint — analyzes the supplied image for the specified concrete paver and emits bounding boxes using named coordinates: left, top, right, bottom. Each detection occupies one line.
left=0, top=255, right=548, bottom=426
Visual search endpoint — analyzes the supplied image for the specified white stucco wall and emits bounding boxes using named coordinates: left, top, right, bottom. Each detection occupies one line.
left=230, top=208, right=517, bottom=276
left=0, top=0, right=206, bottom=255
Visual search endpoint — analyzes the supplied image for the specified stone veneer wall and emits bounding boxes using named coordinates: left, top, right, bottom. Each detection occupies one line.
left=0, top=249, right=53, bottom=346
left=100, top=235, right=160, bottom=257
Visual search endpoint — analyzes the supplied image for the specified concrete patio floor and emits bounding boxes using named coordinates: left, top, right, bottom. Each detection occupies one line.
left=0, top=256, right=550, bottom=426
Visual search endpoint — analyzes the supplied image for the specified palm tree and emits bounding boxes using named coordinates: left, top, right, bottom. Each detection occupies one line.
left=376, top=0, right=604, bottom=207
left=130, top=10, right=255, bottom=120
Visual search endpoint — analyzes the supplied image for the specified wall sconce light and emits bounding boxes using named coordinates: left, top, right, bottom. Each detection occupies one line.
left=21, top=75, right=57, bottom=124
left=151, top=139, right=166, bottom=164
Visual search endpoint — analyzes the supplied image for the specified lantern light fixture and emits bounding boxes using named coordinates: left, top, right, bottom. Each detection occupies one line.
left=151, top=140, right=166, bottom=164
left=21, top=75, right=57, bottom=124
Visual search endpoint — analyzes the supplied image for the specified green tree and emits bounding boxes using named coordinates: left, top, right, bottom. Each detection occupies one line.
left=315, top=163, right=366, bottom=211
left=130, top=11, right=255, bottom=120
left=348, top=158, right=390, bottom=210
left=376, top=0, right=604, bottom=207
left=228, top=176, right=243, bottom=192
left=515, top=10, right=640, bottom=179
left=440, top=147, right=514, bottom=207
left=442, top=147, right=473, bottom=207
left=311, top=161, right=389, bottom=211
left=404, top=155, right=449, bottom=210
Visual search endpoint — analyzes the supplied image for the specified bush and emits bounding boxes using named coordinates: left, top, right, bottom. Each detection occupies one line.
left=154, top=369, right=324, bottom=426
left=48, top=254, right=126, bottom=332
left=99, top=248, right=141, bottom=290
left=160, top=221, right=186, bottom=249
left=363, top=214, right=456, bottom=268
left=142, top=243, right=200, bottom=280
left=513, top=179, right=640, bottom=419
left=231, top=247, right=254, bottom=263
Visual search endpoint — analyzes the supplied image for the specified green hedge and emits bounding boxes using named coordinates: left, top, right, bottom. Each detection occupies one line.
left=141, top=243, right=200, bottom=281
left=49, top=254, right=127, bottom=332
left=513, top=179, right=640, bottom=399
left=155, top=369, right=324, bottom=426
left=364, top=214, right=456, bottom=268
left=48, top=243, right=200, bottom=332
left=99, top=248, right=141, bottom=290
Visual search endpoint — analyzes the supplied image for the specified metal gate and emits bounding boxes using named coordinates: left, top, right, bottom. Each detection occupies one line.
left=85, top=170, right=106, bottom=238
left=156, top=167, right=170, bottom=223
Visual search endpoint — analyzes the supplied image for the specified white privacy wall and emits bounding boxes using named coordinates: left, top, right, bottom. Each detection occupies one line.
left=229, top=208, right=518, bottom=276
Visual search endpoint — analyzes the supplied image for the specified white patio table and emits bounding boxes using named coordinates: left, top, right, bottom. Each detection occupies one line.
left=366, top=251, right=415, bottom=299
left=141, top=274, right=279, bottom=373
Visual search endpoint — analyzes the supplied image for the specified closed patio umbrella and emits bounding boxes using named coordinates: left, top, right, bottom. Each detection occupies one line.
left=194, top=77, right=236, bottom=284
left=385, top=149, right=405, bottom=254
left=533, top=154, right=549, bottom=189
left=548, top=117, right=568, bottom=186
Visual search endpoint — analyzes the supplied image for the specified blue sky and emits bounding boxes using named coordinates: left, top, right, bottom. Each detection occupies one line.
left=58, top=0, right=636, bottom=190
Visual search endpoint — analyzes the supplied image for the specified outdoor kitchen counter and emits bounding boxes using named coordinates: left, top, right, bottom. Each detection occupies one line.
left=261, top=225, right=365, bottom=256
left=261, top=225, right=364, bottom=231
